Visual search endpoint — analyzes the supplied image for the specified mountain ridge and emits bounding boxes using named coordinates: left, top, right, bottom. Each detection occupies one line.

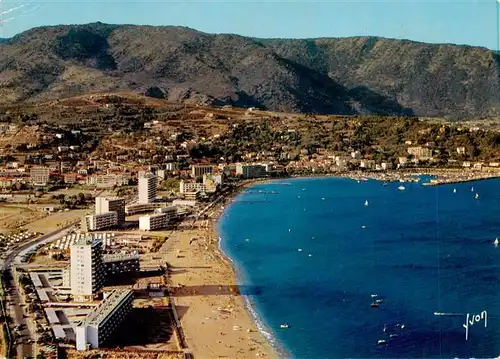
left=1, top=22, right=499, bottom=119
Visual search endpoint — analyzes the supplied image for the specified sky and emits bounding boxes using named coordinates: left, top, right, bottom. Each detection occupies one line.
left=0, top=0, right=499, bottom=50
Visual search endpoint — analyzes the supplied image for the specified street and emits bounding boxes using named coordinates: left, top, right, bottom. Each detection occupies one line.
left=2, top=222, right=77, bottom=358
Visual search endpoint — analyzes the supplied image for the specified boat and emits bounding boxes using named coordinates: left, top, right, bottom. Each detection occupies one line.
left=383, top=324, right=387, bottom=333
left=371, top=294, right=378, bottom=298
left=364, top=200, right=369, bottom=206
left=401, top=324, right=405, bottom=329
left=453, top=188, right=457, bottom=193
left=376, top=299, right=384, bottom=304
left=361, top=225, right=366, bottom=229
left=471, top=186, right=475, bottom=192
left=495, top=238, right=499, bottom=246
left=475, top=193, right=479, bottom=199
left=398, top=186, right=405, bottom=191
left=280, top=324, right=290, bottom=329
left=389, top=334, right=399, bottom=338
left=377, top=340, right=387, bottom=345
left=371, top=302, right=380, bottom=308
left=298, top=248, right=303, bottom=252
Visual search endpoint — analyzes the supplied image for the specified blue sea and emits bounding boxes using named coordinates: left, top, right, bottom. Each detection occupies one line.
left=218, top=177, right=500, bottom=359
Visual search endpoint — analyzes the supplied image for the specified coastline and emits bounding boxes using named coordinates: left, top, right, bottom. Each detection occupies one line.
left=163, top=169, right=500, bottom=358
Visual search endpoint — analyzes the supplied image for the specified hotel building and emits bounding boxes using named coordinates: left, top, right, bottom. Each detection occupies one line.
left=179, top=180, right=206, bottom=194
left=139, top=211, right=174, bottom=231
left=95, top=197, right=125, bottom=224
left=30, top=166, right=50, bottom=186
left=138, top=173, right=157, bottom=204
left=236, top=164, right=267, bottom=179
left=84, top=212, right=118, bottom=231
left=75, top=289, right=133, bottom=350
left=191, top=165, right=213, bottom=178
left=70, top=237, right=105, bottom=301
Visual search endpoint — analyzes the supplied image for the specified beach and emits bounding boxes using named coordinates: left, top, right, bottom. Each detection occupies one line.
left=160, top=182, right=278, bottom=359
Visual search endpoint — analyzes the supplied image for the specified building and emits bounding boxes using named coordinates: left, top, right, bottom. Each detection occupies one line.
left=179, top=180, right=206, bottom=194
left=456, top=147, right=466, bottom=155
left=236, top=164, right=267, bottom=179
left=70, top=237, right=105, bottom=301
left=103, top=254, right=140, bottom=278
left=125, top=202, right=164, bottom=215
left=75, top=289, right=133, bottom=350
left=95, top=197, right=125, bottom=224
left=139, top=212, right=172, bottom=231
left=165, top=163, right=179, bottom=171
left=191, top=165, right=213, bottom=178
left=407, top=146, right=432, bottom=160
left=85, top=212, right=118, bottom=231
left=30, top=166, right=50, bottom=186
left=184, top=191, right=202, bottom=201
left=203, top=174, right=223, bottom=193
left=138, top=173, right=157, bottom=204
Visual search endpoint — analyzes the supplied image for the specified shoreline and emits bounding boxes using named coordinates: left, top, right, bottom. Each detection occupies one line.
left=167, top=170, right=500, bottom=358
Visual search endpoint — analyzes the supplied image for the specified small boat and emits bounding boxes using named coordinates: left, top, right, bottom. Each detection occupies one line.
left=389, top=334, right=399, bottom=338
left=398, top=186, right=405, bottom=191
left=280, top=324, right=290, bottom=329
left=321, top=197, right=325, bottom=200
left=471, top=186, right=475, bottom=192
left=371, top=302, right=380, bottom=308
left=361, top=225, right=366, bottom=229
left=383, top=324, right=387, bottom=333
left=475, top=193, right=479, bottom=199
left=376, top=299, right=384, bottom=304
left=364, top=200, right=369, bottom=206
left=453, top=188, right=457, bottom=193
left=371, top=294, right=378, bottom=298
left=377, top=340, right=387, bottom=345
left=288, top=229, right=292, bottom=232
left=495, top=238, right=499, bottom=247
left=298, top=248, right=303, bottom=252
left=401, top=324, right=405, bottom=329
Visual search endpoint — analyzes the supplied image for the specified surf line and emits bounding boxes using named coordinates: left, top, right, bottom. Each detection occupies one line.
left=463, top=311, right=487, bottom=340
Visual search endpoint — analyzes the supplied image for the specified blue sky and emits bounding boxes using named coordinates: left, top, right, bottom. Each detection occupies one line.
left=0, top=0, right=498, bottom=49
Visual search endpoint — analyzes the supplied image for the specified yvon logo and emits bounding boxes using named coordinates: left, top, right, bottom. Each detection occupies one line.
left=463, top=311, right=487, bottom=340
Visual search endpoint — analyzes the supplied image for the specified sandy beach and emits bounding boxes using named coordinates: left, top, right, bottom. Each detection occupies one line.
left=159, top=183, right=278, bottom=359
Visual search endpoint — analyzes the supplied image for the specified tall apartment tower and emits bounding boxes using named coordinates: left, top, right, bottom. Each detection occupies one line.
left=95, top=197, right=125, bottom=224
left=70, top=237, right=105, bottom=301
left=138, top=173, right=157, bottom=204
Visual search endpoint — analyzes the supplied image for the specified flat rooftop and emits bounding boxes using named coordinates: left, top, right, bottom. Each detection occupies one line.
left=83, top=289, right=132, bottom=327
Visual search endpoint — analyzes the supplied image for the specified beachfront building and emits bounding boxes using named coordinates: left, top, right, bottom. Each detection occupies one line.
left=75, top=289, right=133, bottom=350
left=236, top=164, right=267, bottom=179
left=407, top=146, right=432, bottom=160
left=139, top=212, right=171, bottom=231
left=191, top=165, right=213, bottom=178
left=138, top=173, right=157, bottom=204
left=179, top=180, right=206, bottom=194
left=70, top=237, right=105, bottom=301
left=84, top=212, right=118, bottom=231
left=30, top=166, right=50, bottom=186
left=95, top=197, right=125, bottom=224
left=203, top=173, right=223, bottom=193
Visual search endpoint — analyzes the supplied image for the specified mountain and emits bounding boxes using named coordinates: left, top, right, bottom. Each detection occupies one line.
left=1, top=22, right=499, bottom=119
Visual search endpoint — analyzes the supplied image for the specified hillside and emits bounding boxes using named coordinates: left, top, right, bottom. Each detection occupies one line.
left=1, top=22, right=499, bottom=119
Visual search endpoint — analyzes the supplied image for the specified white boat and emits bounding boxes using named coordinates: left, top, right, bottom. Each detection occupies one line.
left=377, top=340, right=387, bottom=345
left=494, top=238, right=499, bottom=246
left=471, top=186, right=475, bottom=192
left=383, top=324, right=387, bottom=332
left=475, top=193, right=479, bottom=199
left=398, top=186, right=405, bottom=191
left=364, top=200, right=369, bottom=206
left=389, top=334, right=399, bottom=338
left=298, top=248, right=303, bottom=252
left=453, top=188, right=456, bottom=193
left=280, top=324, right=290, bottom=329
left=361, top=225, right=366, bottom=229
left=371, top=294, right=378, bottom=298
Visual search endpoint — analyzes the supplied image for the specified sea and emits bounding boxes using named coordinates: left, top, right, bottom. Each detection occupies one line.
left=218, top=177, right=500, bottom=359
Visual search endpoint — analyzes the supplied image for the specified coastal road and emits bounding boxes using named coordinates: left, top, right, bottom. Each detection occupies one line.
left=2, top=222, right=77, bottom=358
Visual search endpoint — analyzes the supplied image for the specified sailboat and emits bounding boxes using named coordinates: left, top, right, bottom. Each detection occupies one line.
left=471, top=186, right=475, bottom=192
left=364, top=200, right=369, bottom=206
left=475, top=193, right=479, bottom=200
left=453, top=188, right=457, bottom=193
left=494, top=238, right=499, bottom=246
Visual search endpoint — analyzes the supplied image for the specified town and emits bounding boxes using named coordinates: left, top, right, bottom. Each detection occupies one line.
left=1, top=93, right=500, bottom=358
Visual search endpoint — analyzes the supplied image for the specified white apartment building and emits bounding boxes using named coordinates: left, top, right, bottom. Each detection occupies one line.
left=30, top=166, right=50, bottom=186
left=179, top=180, right=206, bottom=194
left=75, top=289, right=133, bottom=350
left=85, top=212, right=118, bottom=231
left=191, top=165, right=213, bottom=178
left=138, top=173, right=157, bottom=204
left=236, top=164, right=267, bottom=179
left=139, top=212, right=171, bottom=231
left=95, top=197, right=125, bottom=224
left=70, top=237, right=105, bottom=301
left=125, top=202, right=164, bottom=215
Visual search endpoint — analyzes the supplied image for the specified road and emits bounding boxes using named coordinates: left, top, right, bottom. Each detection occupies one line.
left=2, top=222, right=77, bottom=359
